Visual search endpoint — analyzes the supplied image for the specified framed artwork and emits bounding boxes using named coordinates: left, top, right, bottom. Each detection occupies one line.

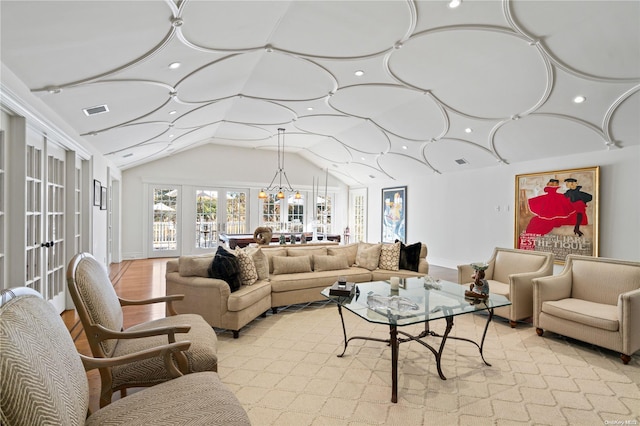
left=381, top=186, right=406, bottom=243
left=93, top=179, right=101, bottom=206
left=100, top=186, right=107, bottom=210
left=515, top=166, right=599, bottom=264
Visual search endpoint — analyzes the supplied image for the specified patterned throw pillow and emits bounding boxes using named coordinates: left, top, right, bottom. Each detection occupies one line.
left=236, top=249, right=258, bottom=285
left=378, top=242, right=400, bottom=271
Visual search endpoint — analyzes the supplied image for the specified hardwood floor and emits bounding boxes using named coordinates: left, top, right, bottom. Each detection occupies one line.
left=62, top=257, right=457, bottom=414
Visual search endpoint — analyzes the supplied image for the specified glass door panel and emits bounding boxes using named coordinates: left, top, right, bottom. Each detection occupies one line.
left=224, top=191, right=247, bottom=234
left=150, top=187, right=179, bottom=257
left=195, top=189, right=218, bottom=249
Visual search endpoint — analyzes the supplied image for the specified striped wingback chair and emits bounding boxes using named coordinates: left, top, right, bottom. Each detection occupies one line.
left=0, top=287, right=250, bottom=426
left=67, top=253, right=218, bottom=407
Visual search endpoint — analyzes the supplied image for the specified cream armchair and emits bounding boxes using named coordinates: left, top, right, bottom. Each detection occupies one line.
left=458, top=248, right=554, bottom=327
left=533, top=255, right=640, bottom=364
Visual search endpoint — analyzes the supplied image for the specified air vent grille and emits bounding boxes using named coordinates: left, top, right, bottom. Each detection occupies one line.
left=83, top=104, right=109, bottom=116
left=455, top=158, right=468, bottom=165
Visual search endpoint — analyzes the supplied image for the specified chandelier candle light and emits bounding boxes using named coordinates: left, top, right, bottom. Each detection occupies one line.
left=258, top=128, right=301, bottom=200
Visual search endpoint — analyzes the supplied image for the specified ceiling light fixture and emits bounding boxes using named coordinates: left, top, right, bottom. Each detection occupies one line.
left=307, top=107, right=314, bottom=111
left=465, top=128, right=473, bottom=133
left=169, top=62, right=181, bottom=69
left=354, top=70, right=365, bottom=77
left=448, top=0, right=462, bottom=8
left=573, top=95, right=586, bottom=103
left=402, top=145, right=408, bottom=150
left=169, top=110, right=177, bottom=115
left=258, top=128, right=300, bottom=200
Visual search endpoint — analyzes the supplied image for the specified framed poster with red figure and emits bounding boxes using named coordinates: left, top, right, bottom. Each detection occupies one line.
left=515, top=166, right=599, bottom=264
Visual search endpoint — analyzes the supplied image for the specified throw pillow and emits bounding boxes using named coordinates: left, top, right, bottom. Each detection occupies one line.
left=178, top=254, right=214, bottom=277
left=355, top=243, right=382, bottom=271
left=327, top=243, right=358, bottom=266
left=244, top=247, right=269, bottom=280
left=208, top=246, right=242, bottom=292
left=396, top=240, right=422, bottom=272
left=272, top=256, right=312, bottom=275
left=378, top=242, right=400, bottom=271
left=287, top=247, right=327, bottom=270
left=263, top=248, right=287, bottom=274
left=313, top=255, right=349, bottom=272
left=235, top=249, right=258, bottom=286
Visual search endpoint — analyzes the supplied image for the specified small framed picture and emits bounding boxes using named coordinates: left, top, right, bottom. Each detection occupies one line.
left=100, top=186, right=107, bottom=210
left=93, top=179, right=101, bottom=206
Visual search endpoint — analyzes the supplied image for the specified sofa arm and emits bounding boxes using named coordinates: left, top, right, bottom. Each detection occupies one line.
left=532, top=273, right=572, bottom=327
left=166, top=272, right=231, bottom=327
left=457, top=264, right=475, bottom=285
left=166, top=258, right=179, bottom=273
left=619, top=288, right=640, bottom=356
left=418, top=258, right=429, bottom=275
left=509, top=269, right=552, bottom=321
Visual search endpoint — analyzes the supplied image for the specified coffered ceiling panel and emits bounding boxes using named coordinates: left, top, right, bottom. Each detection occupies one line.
left=1, top=0, right=638, bottom=185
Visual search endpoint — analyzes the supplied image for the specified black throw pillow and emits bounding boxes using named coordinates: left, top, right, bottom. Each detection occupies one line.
left=396, top=240, right=421, bottom=272
left=208, top=246, right=242, bottom=292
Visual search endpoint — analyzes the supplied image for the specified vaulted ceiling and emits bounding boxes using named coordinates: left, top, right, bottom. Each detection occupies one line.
left=1, top=0, right=638, bottom=186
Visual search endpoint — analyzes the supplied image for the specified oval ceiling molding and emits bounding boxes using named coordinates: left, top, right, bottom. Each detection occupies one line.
left=295, top=115, right=389, bottom=154
left=0, top=1, right=171, bottom=88
left=378, top=152, right=433, bottom=179
left=180, top=0, right=412, bottom=58
left=510, top=1, right=640, bottom=79
left=609, top=90, right=640, bottom=147
left=423, top=139, right=497, bottom=174
left=90, top=122, right=168, bottom=155
left=305, top=138, right=353, bottom=164
left=330, top=84, right=446, bottom=140
left=388, top=29, right=548, bottom=118
left=177, top=51, right=335, bottom=102
left=493, top=115, right=605, bottom=163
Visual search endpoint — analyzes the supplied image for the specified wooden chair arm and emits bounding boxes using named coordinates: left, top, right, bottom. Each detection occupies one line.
left=88, top=323, right=192, bottom=344
left=119, top=294, right=184, bottom=307
left=80, top=340, right=191, bottom=378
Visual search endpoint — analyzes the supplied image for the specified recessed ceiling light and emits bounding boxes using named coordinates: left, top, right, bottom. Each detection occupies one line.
left=354, top=70, right=365, bottom=77
left=361, top=157, right=366, bottom=161
left=169, top=62, right=181, bottom=69
left=402, top=145, right=408, bottom=150
left=448, top=0, right=461, bottom=8
left=573, top=95, right=586, bottom=103
left=465, top=128, right=473, bottom=133
left=307, top=107, right=314, bottom=111
left=169, top=110, right=177, bottom=115
left=169, top=134, right=174, bottom=138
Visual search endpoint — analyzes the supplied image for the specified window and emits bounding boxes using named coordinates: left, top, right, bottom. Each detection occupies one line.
left=152, top=188, right=177, bottom=251
left=195, top=190, right=217, bottom=248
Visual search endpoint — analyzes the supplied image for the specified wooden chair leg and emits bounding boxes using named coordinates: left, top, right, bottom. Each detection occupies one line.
left=536, top=328, right=544, bottom=336
left=509, top=320, right=517, bottom=328
left=620, top=354, right=631, bottom=364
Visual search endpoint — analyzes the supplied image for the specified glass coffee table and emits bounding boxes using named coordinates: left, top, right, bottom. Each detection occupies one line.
left=321, top=277, right=511, bottom=403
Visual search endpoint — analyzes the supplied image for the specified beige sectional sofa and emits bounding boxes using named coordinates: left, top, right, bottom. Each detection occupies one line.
left=166, top=242, right=428, bottom=337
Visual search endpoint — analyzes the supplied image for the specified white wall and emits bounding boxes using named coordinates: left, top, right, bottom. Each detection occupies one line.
left=365, top=145, right=640, bottom=269
left=121, top=143, right=348, bottom=259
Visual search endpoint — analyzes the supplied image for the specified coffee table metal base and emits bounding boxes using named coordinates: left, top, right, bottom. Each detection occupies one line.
left=335, top=304, right=495, bottom=403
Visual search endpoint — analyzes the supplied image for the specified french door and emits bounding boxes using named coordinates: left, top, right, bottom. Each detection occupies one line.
left=349, top=188, right=367, bottom=243
left=149, top=185, right=180, bottom=258
left=192, top=187, right=248, bottom=254
left=25, top=129, right=67, bottom=312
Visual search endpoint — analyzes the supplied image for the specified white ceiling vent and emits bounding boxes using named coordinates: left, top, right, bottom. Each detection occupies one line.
left=455, top=158, right=469, bottom=165
left=83, top=104, right=109, bottom=116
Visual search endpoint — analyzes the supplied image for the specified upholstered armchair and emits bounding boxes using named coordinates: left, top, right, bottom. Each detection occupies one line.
left=533, top=255, right=640, bottom=364
left=458, top=247, right=554, bottom=327
left=0, top=287, right=250, bottom=426
left=67, top=253, right=219, bottom=407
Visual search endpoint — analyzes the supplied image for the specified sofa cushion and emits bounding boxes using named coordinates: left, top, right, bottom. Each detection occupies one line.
left=272, top=255, right=312, bottom=275
left=287, top=247, right=327, bottom=270
left=379, top=242, right=400, bottom=271
left=227, top=280, right=272, bottom=312
left=179, top=254, right=215, bottom=277
left=244, top=247, right=269, bottom=281
left=314, top=255, right=349, bottom=272
left=208, top=246, right=241, bottom=292
left=493, top=251, right=545, bottom=284
left=355, top=243, right=382, bottom=271
left=263, top=248, right=287, bottom=274
left=269, top=268, right=372, bottom=293
left=541, top=298, right=619, bottom=331
left=327, top=243, right=359, bottom=266
left=235, top=249, right=258, bottom=286
left=396, top=240, right=421, bottom=272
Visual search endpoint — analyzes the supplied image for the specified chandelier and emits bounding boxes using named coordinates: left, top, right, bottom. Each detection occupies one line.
left=258, top=128, right=301, bottom=200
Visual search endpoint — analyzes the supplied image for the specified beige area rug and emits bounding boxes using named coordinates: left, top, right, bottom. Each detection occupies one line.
left=215, top=301, right=640, bottom=426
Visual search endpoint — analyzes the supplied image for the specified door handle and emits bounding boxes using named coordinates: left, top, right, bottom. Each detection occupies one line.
left=40, top=241, right=55, bottom=248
